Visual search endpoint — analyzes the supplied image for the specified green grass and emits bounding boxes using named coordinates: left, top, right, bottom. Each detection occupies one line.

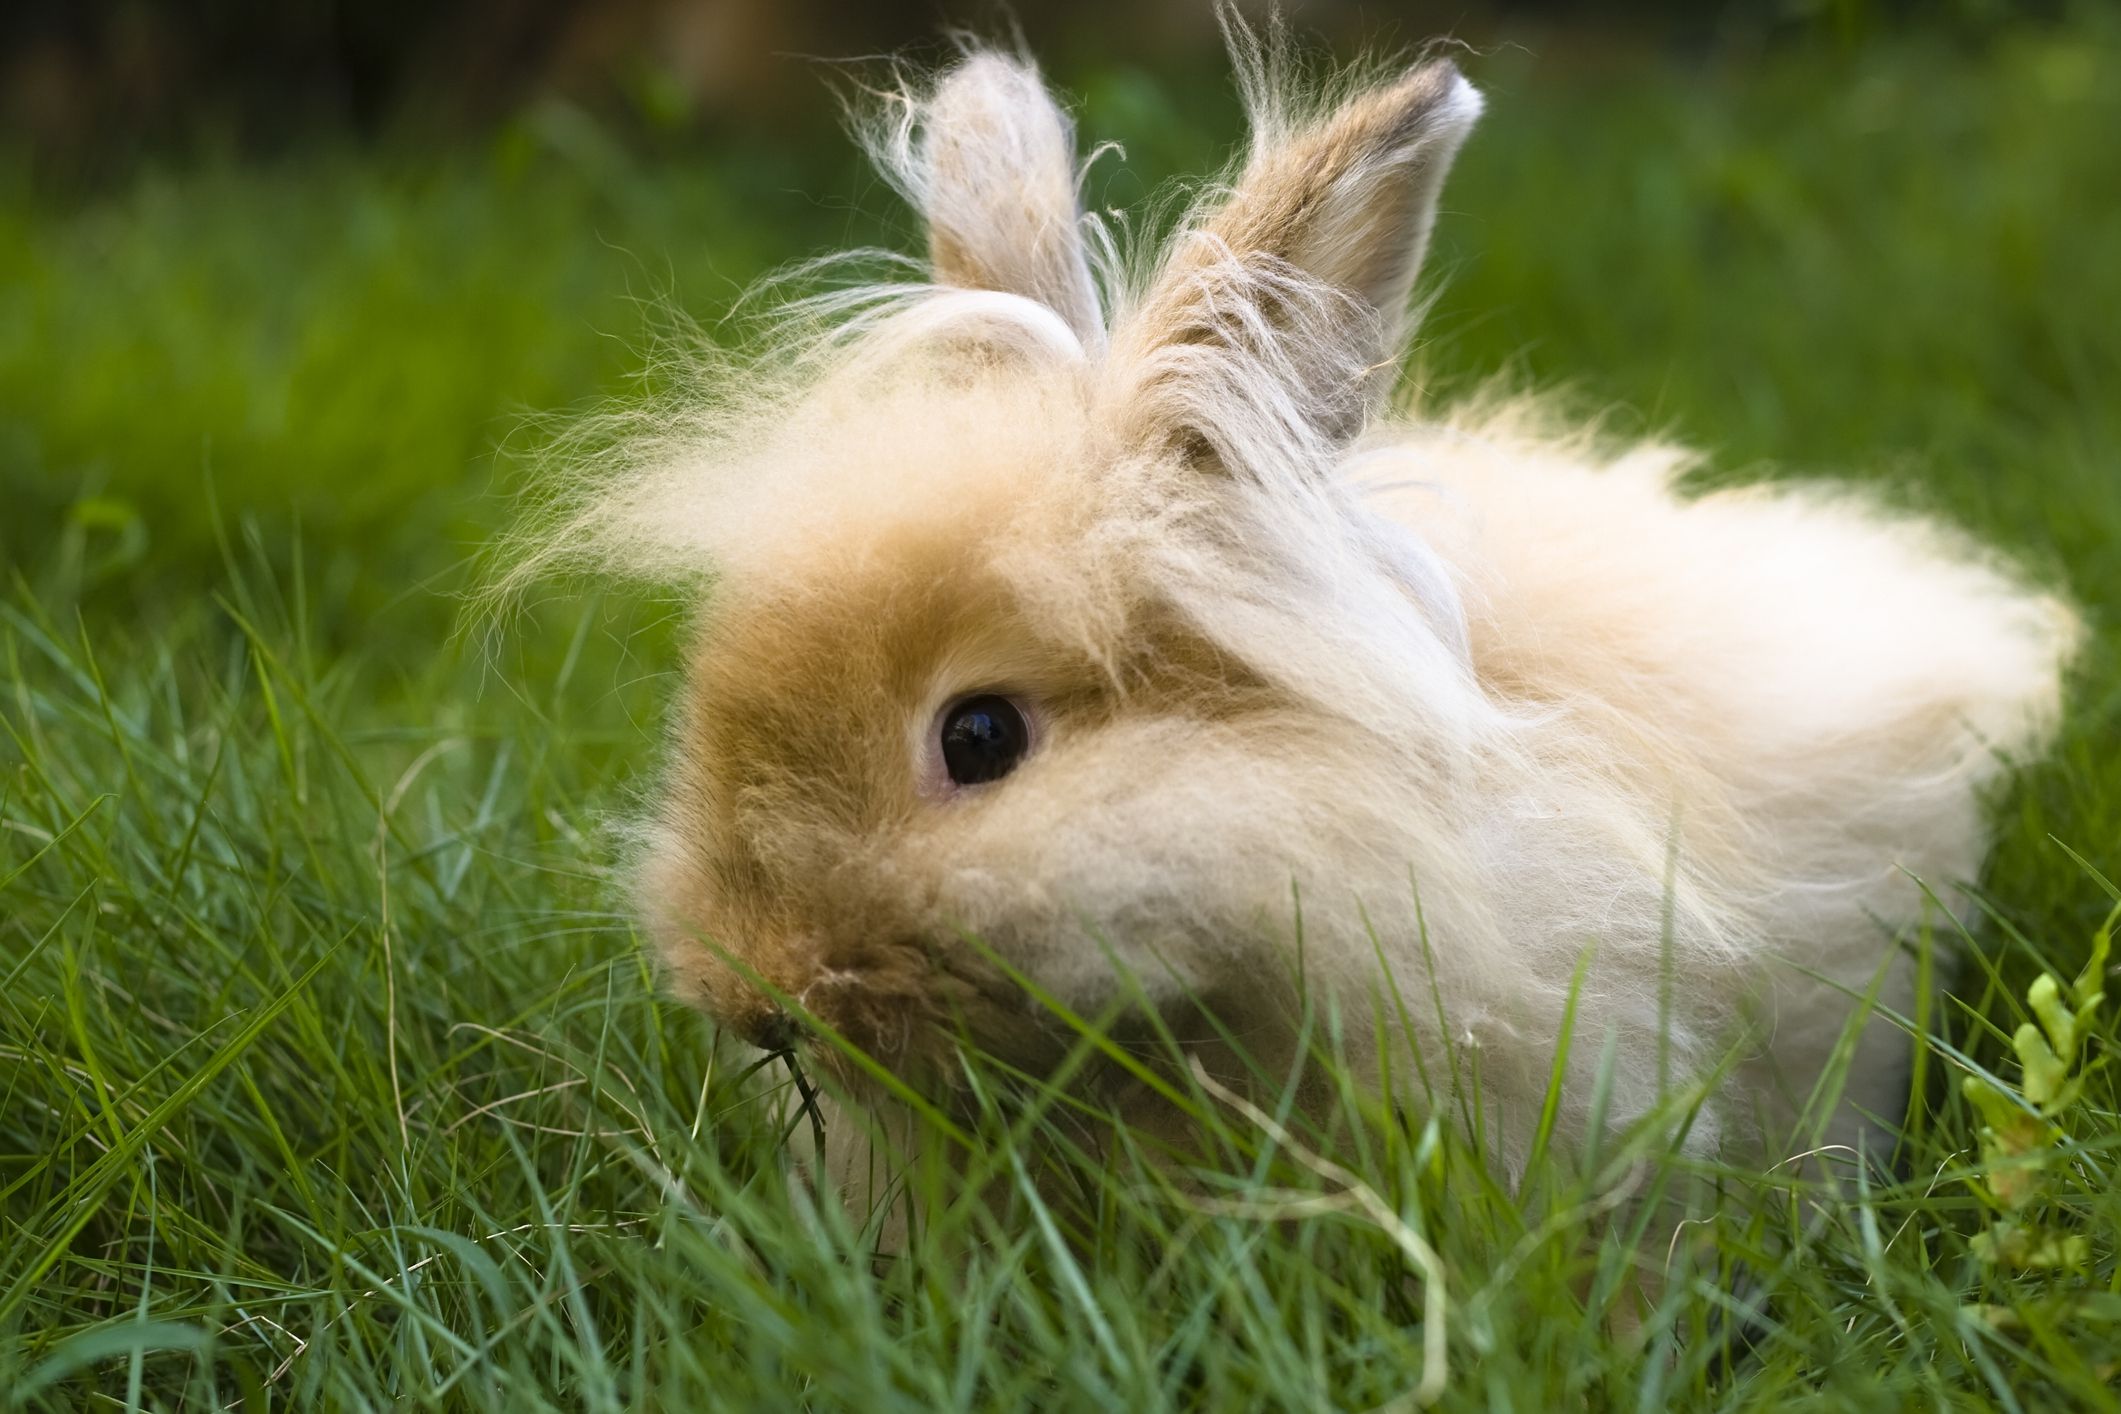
left=4, top=18, right=2120, bottom=1410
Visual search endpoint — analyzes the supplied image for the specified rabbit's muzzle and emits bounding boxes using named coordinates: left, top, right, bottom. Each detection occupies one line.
left=739, top=1007, right=805, bottom=1055
left=698, top=932, right=1048, bottom=1082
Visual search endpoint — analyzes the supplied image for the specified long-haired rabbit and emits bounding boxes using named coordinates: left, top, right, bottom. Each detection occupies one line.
left=514, top=40, right=2077, bottom=1221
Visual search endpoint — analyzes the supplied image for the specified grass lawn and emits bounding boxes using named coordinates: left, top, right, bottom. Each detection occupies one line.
left=3, top=18, right=2119, bottom=1410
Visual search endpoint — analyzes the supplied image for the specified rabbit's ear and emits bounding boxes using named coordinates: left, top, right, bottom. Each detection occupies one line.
left=1112, top=60, right=1481, bottom=462
left=905, top=53, right=1102, bottom=349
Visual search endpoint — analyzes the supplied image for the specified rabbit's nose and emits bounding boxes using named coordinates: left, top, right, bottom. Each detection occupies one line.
left=744, top=1007, right=804, bottom=1054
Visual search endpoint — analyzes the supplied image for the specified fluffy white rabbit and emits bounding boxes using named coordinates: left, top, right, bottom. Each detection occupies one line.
left=516, top=41, right=2077, bottom=1214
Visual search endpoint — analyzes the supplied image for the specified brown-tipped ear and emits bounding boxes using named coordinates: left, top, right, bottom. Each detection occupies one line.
left=1221, top=60, right=1481, bottom=343
left=1113, top=60, right=1482, bottom=458
left=912, top=53, right=1103, bottom=348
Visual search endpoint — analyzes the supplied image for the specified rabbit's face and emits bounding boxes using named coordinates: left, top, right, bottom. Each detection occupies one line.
left=639, top=378, right=1320, bottom=1078
left=610, top=52, right=1486, bottom=1081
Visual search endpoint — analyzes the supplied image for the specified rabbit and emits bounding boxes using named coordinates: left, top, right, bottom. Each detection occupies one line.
left=514, top=39, right=2079, bottom=1228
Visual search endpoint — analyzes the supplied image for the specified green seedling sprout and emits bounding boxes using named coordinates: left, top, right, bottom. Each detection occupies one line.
left=1963, top=905, right=2112, bottom=1285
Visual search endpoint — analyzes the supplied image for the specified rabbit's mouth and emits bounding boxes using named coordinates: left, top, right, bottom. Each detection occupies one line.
left=768, top=941, right=1272, bottom=1107
left=734, top=940, right=1058, bottom=1083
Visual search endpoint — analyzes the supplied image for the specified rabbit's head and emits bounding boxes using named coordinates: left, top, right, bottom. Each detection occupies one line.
left=578, top=49, right=1489, bottom=1082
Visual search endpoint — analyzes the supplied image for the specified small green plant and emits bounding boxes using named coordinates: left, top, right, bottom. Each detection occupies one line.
left=1961, top=904, right=2113, bottom=1310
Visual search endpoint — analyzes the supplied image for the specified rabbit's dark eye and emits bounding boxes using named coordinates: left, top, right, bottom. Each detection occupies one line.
left=940, top=695, right=1030, bottom=786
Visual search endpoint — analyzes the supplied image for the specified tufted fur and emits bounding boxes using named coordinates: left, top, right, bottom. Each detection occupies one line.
left=507, top=39, right=2078, bottom=1206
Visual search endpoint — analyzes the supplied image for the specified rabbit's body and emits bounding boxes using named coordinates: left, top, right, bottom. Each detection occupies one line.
left=518, top=44, right=2075, bottom=1212
left=1360, top=411, right=2071, bottom=1161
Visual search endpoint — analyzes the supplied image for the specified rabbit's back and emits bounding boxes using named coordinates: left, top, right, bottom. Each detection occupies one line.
left=1357, top=410, right=2077, bottom=1146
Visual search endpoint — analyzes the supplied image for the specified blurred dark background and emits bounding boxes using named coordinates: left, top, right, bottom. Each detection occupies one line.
left=1, top=0, right=2084, bottom=180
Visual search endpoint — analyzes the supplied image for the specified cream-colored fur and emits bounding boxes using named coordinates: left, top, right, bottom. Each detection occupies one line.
left=507, top=39, right=2078, bottom=1204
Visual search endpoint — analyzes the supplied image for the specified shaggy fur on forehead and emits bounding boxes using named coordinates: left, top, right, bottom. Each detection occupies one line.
left=498, top=40, right=1495, bottom=759
left=495, top=26, right=1483, bottom=602
left=502, top=31, right=2077, bottom=1186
